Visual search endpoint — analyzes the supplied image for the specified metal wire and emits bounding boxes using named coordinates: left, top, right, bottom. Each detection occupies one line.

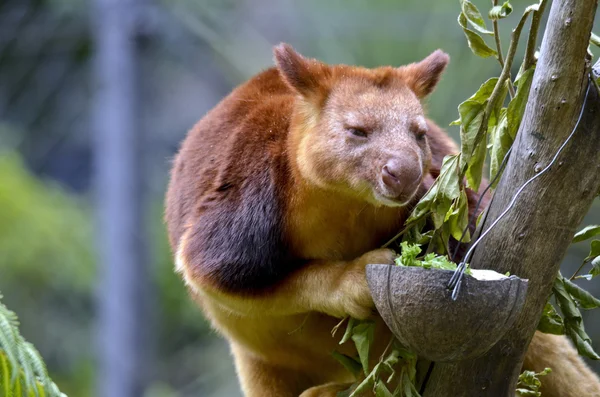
left=448, top=78, right=592, bottom=300
left=451, top=146, right=514, bottom=262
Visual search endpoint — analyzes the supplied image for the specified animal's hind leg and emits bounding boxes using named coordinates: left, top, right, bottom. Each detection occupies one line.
left=299, top=382, right=357, bottom=397
left=523, top=332, right=600, bottom=397
left=231, top=343, right=312, bottom=397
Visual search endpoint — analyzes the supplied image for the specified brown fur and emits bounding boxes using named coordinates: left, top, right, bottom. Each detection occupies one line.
left=165, top=44, right=600, bottom=396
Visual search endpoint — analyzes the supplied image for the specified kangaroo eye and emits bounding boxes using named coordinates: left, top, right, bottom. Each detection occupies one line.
left=347, top=127, right=368, bottom=138
left=410, top=119, right=428, bottom=141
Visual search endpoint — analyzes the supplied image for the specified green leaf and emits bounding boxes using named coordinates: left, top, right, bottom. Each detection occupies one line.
left=489, top=108, right=510, bottom=187
left=407, top=154, right=461, bottom=227
left=458, top=13, right=497, bottom=58
left=589, top=256, right=600, bottom=278
left=537, top=302, right=565, bottom=335
left=339, top=317, right=356, bottom=345
left=374, top=381, right=393, bottom=397
left=396, top=242, right=422, bottom=267
left=489, top=2, right=513, bottom=20
left=460, top=0, right=493, bottom=35
left=567, top=325, right=600, bottom=360
left=395, top=243, right=469, bottom=275
left=459, top=76, right=508, bottom=191
left=554, top=273, right=600, bottom=360
left=516, top=389, right=540, bottom=397
left=553, top=274, right=581, bottom=320
left=466, top=134, right=487, bottom=191
left=0, top=353, right=11, bottom=397
left=349, top=362, right=381, bottom=397
left=351, top=321, right=375, bottom=374
left=516, top=367, right=550, bottom=396
left=573, top=225, right=600, bottom=243
left=446, top=189, right=471, bottom=242
left=507, top=69, right=535, bottom=140
left=585, top=240, right=600, bottom=262
left=456, top=78, right=497, bottom=169
left=563, top=278, right=600, bottom=310
left=332, top=351, right=362, bottom=378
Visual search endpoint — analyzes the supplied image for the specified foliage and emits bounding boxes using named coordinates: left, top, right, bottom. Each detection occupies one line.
left=0, top=293, right=66, bottom=397
left=391, top=0, right=549, bottom=258
left=516, top=368, right=551, bottom=397
left=337, top=0, right=600, bottom=394
left=333, top=320, right=420, bottom=397
left=394, top=242, right=472, bottom=275
left=0, top=152, right=213, bottom=395
left=537, top=224, right=600, bottom=360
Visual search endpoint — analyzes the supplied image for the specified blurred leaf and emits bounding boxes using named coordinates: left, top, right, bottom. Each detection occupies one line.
left=507, top=69, right=535, bottom=140
left=374, top=381, right=393, bottom=397
left=590, top=257, right=600, bottom=278
left=489, top=2, right=513, bottom=20
left=585, top=240, right=600, bottom=262
left=0, top=153, right=93, bottom=289
left=458, top=13, right=497, bottom=58
left=349, top=362, right=380, bottom=397
left=553, top=274, right=600, bottom=359
left=460, top=0, right=493, bottom=35
left=351, top=321, right=375, bottom=374
left=339, top=318, right=356, bottom=345
left=537, top=302, right=565, bottom=335
left=563, top=278, right=600, bottom=310
left=573, top=225, right=600, bottom=243
left=332, top=351, right=362, bottom=378
left=466, top=133, right=487, bottom=191
left=489, top=108, right=510, bottom=186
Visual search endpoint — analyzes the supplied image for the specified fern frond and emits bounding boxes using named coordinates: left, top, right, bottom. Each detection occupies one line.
left=0, top=293, right=67, bottom=397
left=23, top=343, right=51, bottom=393
left=17, top=344, right=39, bottom=397
left=0, top=310, right=20, bottom=384
left=0, top=352, right=12, bottom=397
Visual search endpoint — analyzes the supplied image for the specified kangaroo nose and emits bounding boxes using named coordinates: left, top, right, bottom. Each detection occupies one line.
left=381, top=158, right=421, bottom=198
left=382, top=162, right=402, bottom=187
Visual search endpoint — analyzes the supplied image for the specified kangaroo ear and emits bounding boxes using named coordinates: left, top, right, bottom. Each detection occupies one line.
left=273, top=43, right=331, bottom=100
left=397, top=50, right=449, bottom=98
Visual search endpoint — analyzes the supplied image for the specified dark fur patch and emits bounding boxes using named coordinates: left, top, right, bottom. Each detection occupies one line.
left=184, top=168, right=299, bottom=294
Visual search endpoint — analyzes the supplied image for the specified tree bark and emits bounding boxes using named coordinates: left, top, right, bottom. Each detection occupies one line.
left=423, top=0, right=600, bottom=395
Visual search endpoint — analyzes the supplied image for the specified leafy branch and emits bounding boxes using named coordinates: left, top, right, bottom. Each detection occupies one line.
left=336, top=0, right=600, bottom=394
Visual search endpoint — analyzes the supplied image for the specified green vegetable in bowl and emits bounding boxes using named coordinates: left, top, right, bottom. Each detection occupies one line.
left=394, top=242, right=472, bottom=276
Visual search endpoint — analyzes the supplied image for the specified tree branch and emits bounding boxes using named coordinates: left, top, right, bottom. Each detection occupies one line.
left=462, top=9, right=530, bottom=179
left=491, top=0, right=515, bottom=97
left=523, top=0, right=549, bottom=71
left=424, top=0, right=600, bottom=395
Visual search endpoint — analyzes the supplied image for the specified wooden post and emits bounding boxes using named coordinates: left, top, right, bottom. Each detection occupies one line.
left=92, top=0, right=151, bottom=395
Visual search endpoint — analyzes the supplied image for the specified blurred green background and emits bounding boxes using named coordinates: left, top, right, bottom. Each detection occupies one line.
left=0, top=0, right=598, bottom=396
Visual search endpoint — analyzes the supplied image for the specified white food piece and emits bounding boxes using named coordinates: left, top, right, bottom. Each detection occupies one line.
left=470, top=269, right=509, bottom=281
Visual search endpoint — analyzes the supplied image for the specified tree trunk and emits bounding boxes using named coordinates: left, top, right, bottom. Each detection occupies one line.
left=423, top=0, right=600, bottom=395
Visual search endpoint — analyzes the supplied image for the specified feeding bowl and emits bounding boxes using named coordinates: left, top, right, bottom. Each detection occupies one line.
left=366, top=264, right=528, bottom=362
